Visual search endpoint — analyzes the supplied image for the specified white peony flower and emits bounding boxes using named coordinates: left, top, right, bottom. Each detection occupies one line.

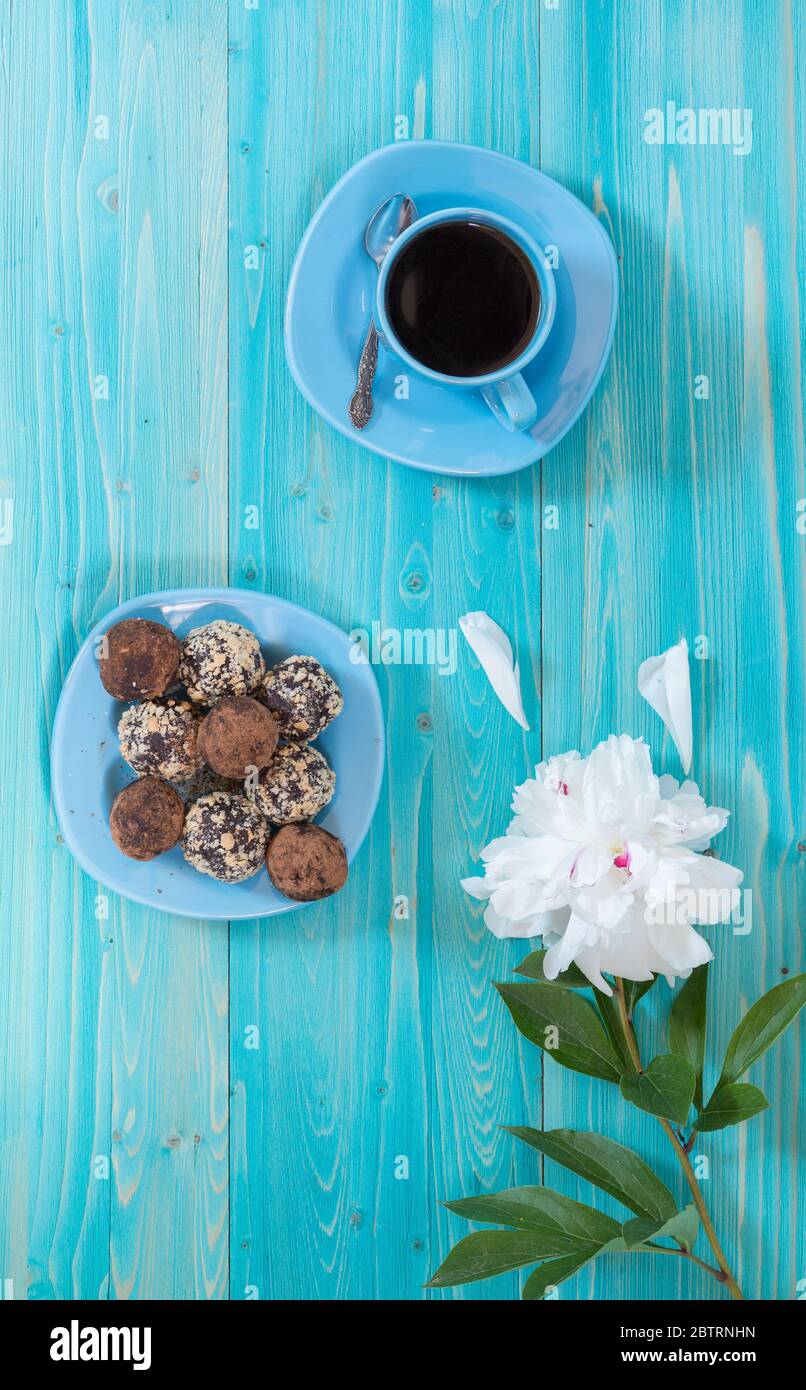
left=462, top=735, right=742, bottom=996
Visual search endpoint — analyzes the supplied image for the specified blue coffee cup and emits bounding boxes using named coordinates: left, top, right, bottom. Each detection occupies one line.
left=375, top=206, right=556, bottom=432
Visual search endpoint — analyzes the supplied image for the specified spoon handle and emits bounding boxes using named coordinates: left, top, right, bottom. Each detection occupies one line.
left=348, top=321, right=379, bottom=430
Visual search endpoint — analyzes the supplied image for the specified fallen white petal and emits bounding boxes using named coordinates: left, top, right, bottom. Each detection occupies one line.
left=459, top=611, right=530, bottom=730
left=637, top=638, right=693, bottom=775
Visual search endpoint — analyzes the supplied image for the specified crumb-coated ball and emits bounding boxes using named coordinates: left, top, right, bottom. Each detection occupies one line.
left=197, top=696, right=279, bottom=779
left=261, top=655, right=344, bottom=742
left=109, top=777, right=185, bottom=861
left=182, top=791, right=269, bottom=882
left=249, top=744, right=335, bottom=825
left=99, top=618, right=180, bottom=700
left=118, top=697, right=201, bottom=781
left=266, top=823, right=348, bottom=901
left=179, top=620, right=265, bottom=704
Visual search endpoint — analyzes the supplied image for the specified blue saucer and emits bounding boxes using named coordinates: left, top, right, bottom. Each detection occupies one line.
left=285, top=141, right=619, bottom=477
left=50, top=588, right=385, bottom=921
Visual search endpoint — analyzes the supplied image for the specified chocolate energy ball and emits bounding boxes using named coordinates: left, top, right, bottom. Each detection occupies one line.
left=249, top=744, right=335, bottom=825
left=99, top=618, right=180, bottom=700
left=266, top=823, right=348, bottom=902
left=179, top=620, right=265, bottom=704
left=118, top=697, right=200, bottom=781
left=109, top=777, right=185, bottom=861
left=261, top=655, right=344, bottom=743
left=198, top=697, right=279, bottom=779
left=182, top=791, right=269, bottom=882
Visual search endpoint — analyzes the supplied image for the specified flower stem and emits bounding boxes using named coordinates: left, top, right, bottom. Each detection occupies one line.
left=614, top=979, right=643, bottom=1072
left=613, top=977, right=745, bottom=1301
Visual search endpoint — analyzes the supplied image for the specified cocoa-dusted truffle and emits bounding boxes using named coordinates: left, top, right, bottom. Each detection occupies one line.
left=198, top=697, right=279, bottom=779
left=182, top=791, right=269, bottom=882
left=261, top=655, right=343, bottom=742
left=118, top=697, right=200, bottom=781
left=249, top=744, right=335, bottom=825
left=266, top=823, right=348, bottom=901
left=99, top=618, right=180, bottom=700
left=179, top=620, right=265, bottom=704
left=109, top=777, right=185, bottom=861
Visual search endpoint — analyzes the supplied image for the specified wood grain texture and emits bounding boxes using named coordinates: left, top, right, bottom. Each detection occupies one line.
left=538, top=0, right=805, bottom=1300
left=0, top=0, right=229, bottom=1300
left=0, top=0, right=803, bottom=1302
left=227, top=0, right=542, bottom=1302
left=107, top=0, right=229, bottom=1302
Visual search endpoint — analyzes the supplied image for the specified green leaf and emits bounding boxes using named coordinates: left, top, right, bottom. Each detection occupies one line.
left=426, top=1229, right=567, bottom=1287
left=495, top=981, right=624, bottom=1083
left=515, top=950, right=592, bottom=989
left=669, top=964, right=709, bottom=1109
left=716, top=973, right=806, bottom=1088
left=505, top=1127, right=677, bottom=1223
left=622, top=1204, right=699, bottom=1253
left=521, top=1249, right=602, bottom=1300
left=694, top=1082, right=770, bottom=1132
left=624, top=975, right=658, bottom=1017
left=619, top=1054, right=696, bottom=1124
left=442, top=1186, right=621, bottom=1251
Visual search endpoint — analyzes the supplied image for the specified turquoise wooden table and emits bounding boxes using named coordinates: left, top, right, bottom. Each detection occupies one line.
left=0, top=0, right=803, bottom=1301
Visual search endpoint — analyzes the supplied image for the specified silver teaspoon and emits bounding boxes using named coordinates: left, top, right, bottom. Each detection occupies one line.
left=348, top=193, right=417, bottom=430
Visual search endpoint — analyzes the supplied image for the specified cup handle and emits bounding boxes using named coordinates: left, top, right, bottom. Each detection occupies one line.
left=481, top=372, right=538, bottom=432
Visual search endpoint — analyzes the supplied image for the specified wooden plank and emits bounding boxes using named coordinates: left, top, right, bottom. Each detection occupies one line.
left=538, top=0, right=805, bottom=1300
left=227, top=0, right=541, bottom=1300
left=0, top=0, right=230, bottom=1300
left=426, top=0, right=543, bottom=1303
left=107, top=0, right=229, bottom=1300
left=0, top=0, right=115, bottom=1302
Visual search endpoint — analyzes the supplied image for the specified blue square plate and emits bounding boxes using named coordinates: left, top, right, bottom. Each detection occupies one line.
left=285, top=140, right=619, bottom=476
left=50, top=588, right=385, bottom=920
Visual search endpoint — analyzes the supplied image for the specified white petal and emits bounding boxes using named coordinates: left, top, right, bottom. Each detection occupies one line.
left=490, top=878, right=549, bottom=921
left=571, top=873, right=634, bottom=930
left=459, top=611, right=530, bottom=730
left=569, top=845, right=612, bottom=887
left=543, top=914, right=592, bottom=979
left=461, top=876, right=492, bottom=901
left=483, top=834, right=561, bottom=877
left=572, top=949, right=614, bottom=995
left=638, top=638, right=693, bottom=775
left=536, top=751, right=582, bottom=791
left=655, top=779, right=730, bottom=850
left=647, top=916, right=714, bottom=975
left=596, top=922, right=657, bottom=982
left=675, top=852, right=743, bottom=923
left=482, top=902, right=554, bottom=940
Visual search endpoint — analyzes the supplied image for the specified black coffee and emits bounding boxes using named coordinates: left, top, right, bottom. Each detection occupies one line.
left=385, top=220, right=539, bottom=378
